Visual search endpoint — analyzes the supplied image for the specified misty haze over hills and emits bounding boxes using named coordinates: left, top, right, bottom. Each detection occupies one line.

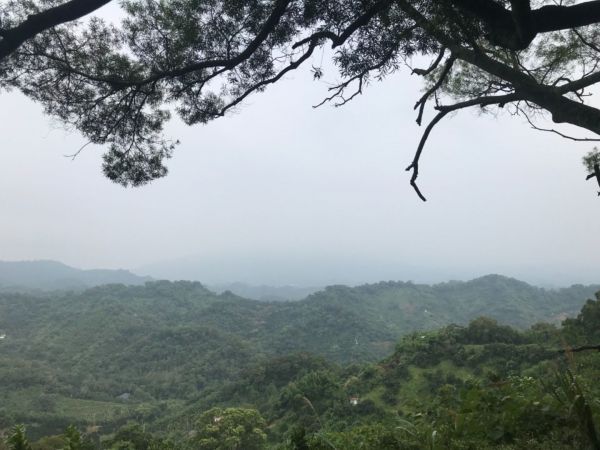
left=0, top=260, right=321, bottom=300
left=0, top=259, right=597, bottom=300
left=136, top=254, right=599, bottom=289
left=0, top=260, right=150, bottom=292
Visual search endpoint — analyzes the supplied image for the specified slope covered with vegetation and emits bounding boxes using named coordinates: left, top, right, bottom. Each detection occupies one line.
left=3, top=292, right=600, bottom=449
left=0, top=278, right=599, bottom=448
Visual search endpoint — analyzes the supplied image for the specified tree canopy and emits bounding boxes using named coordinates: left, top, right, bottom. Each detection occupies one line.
left=2, top=0, right=600, bottom=197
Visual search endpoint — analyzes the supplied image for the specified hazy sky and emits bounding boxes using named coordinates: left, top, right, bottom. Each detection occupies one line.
left=1, top=4, right=599, bottom=286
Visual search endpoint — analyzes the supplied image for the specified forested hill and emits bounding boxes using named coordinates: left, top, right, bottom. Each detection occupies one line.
left=0, top=276, right=597, bottom=367
left=208, top=282, right=321, bottom=301
left=0, top=277, right=599, bottom=442
left=0, top=260, right=151, bottom=291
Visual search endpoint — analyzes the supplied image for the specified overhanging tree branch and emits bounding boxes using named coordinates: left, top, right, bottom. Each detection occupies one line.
left=292, top=0, right=393, bottom=50
left=405, top=110, right=448, bottom=202
left=0, top=0, right=112, bottom=60
left=450, top=0, right=600, bottom=50
left=414, top=55, right=456, bottom=126
left=397, top=0, right=600, bottom=136
left=517, top=106, right=600, bottom=142
left=4, top=0, right=600, bottom=193
left=406, top=93, right=522, bottom=201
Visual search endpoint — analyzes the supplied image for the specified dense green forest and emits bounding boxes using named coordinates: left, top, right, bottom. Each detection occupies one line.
left=0, top=278, right=599, bottom=449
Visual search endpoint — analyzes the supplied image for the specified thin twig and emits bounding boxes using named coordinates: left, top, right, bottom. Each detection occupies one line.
left=518, top=106, right=600, bottom=141
left=64, top=140, right=92, bottom=160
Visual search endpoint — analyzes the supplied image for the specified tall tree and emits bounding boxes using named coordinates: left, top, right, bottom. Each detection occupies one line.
left=2, top=1, right=600, bottom=196
left=193, top=407, right=267, bottom=450
left=6, top=425, right=32, bottom=450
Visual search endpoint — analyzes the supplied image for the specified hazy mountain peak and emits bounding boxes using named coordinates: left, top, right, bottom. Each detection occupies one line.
left=0, top=260, right=151, bottom=292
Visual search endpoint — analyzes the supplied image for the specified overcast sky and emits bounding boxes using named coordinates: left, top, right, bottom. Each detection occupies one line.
left=1, top=6, right=599, bottom=286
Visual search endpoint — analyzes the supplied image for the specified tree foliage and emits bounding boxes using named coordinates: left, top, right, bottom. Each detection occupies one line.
left=6, top=425, right=31, bottom=450
left=2, top=0, right=600, bottom=195
left=192, top=407, right=267, bottom=450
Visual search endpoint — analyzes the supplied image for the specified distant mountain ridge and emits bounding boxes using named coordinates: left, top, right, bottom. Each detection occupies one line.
left=0, top=260, right=151, bottom=291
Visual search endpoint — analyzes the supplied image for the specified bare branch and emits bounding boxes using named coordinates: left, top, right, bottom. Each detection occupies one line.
left=414, top=55, right=456, bottom=126
left=405, top=111, right=448, bottom=202
left=435, top=93, right=522, bottom=113
left=412, top=48, right=446, bottom=76
left=210, top=41, right=321, bottom=118
left=572, top=29, right=600, bottom=54
left=405, top=92, right=523, bottom=201
left=519, top=107, right=600, bottom=142
left=64, top=140, right=93, bottom=160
